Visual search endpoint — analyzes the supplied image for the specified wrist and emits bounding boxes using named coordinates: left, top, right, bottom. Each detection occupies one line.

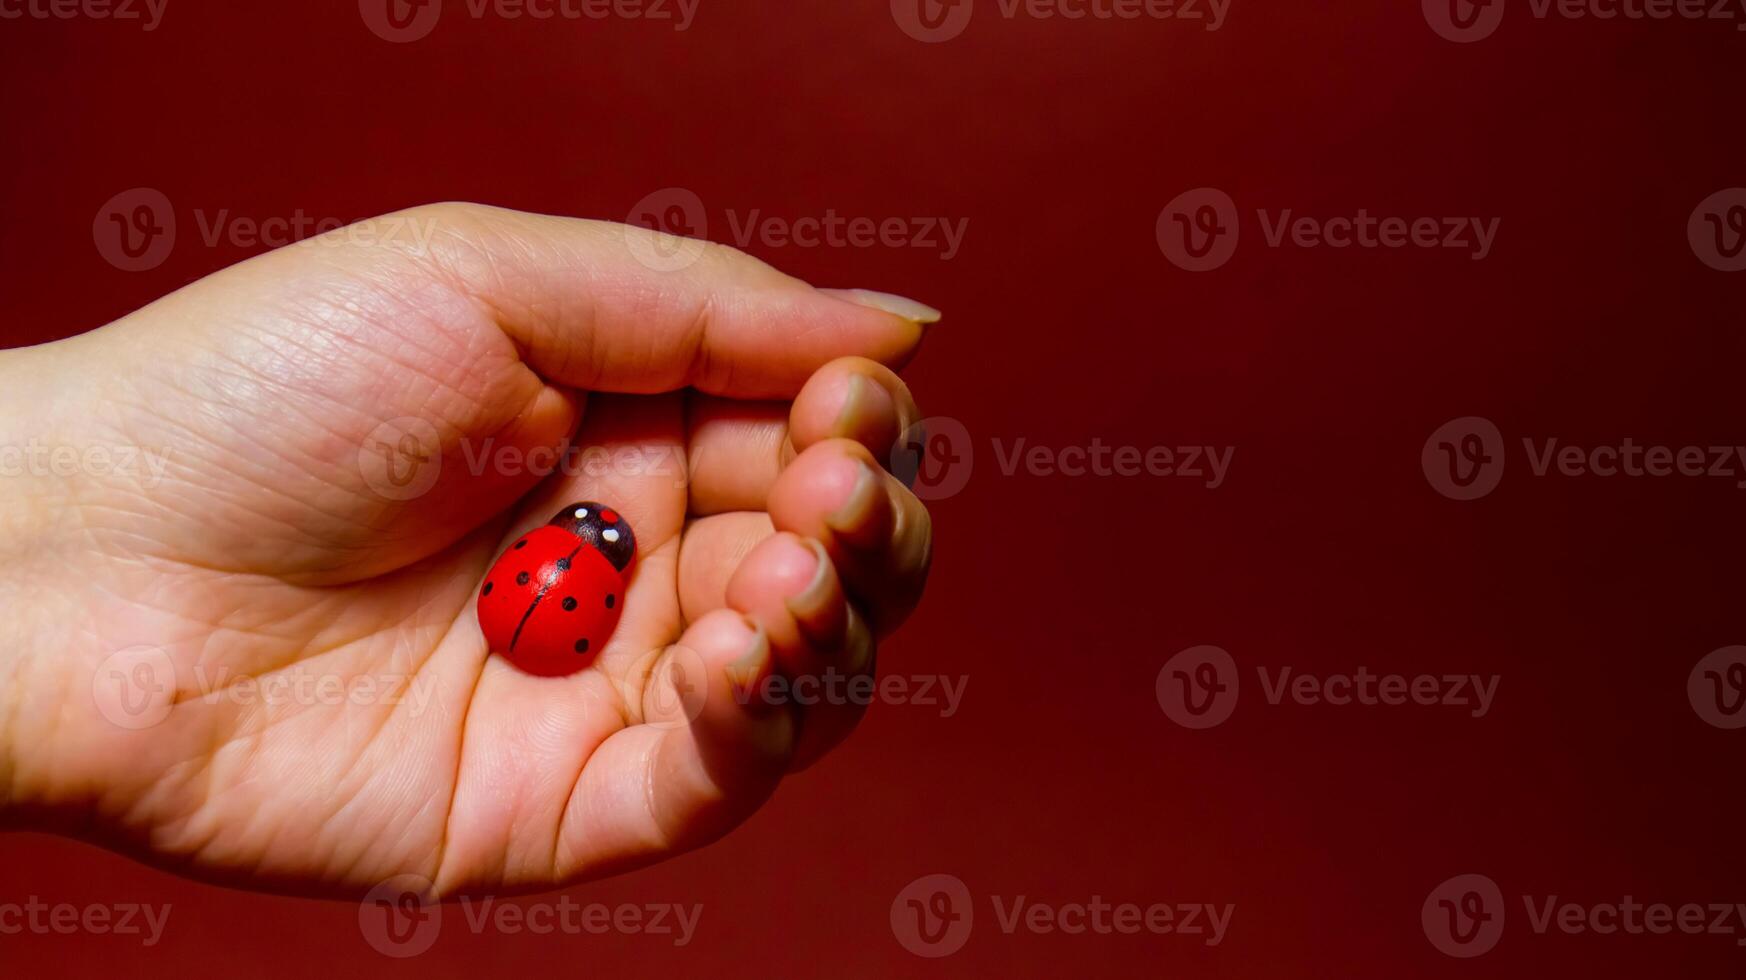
left=0, top=344, right=102, bottom=819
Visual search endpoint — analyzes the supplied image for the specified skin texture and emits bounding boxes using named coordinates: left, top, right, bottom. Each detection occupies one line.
left=0, top=203, right=936, bottom=898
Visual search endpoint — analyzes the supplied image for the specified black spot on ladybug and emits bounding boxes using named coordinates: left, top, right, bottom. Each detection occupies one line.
left=482, top=582, right=493, bottom=596
left=562, top=597, right=578, bottom=611
left=574, top=638, right=589, bottom=654
left=514, top=540, right=527, bottom=550
left=606, top=594, right=616, bottom=609
left=516, top=571, right=530, bottom=586
left=556, top=558, right=571, bottom=571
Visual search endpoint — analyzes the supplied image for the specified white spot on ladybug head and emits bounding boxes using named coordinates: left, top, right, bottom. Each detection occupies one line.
left=574, top=507, right=589, bottom=519
left=602, top=528, right=620, bottom=543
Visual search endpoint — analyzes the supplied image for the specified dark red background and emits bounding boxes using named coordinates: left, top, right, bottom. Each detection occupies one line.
left=3, top=0, right=1744, bottom=975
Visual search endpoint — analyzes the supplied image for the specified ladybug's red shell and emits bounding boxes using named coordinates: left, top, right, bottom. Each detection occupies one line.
left=478, top=503, right=635, bottom=676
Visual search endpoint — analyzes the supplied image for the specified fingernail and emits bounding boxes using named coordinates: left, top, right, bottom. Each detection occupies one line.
left=783, top=537, right=834, bottom=621
left=833, top=374, right=895, bottom=439
left=821, top=288, right=942, bottom=325
left=842, top=608, right=876, bottom=675
left=726, top=615, right=775, bottom=714
left=825, top=460, right=881, bottom=537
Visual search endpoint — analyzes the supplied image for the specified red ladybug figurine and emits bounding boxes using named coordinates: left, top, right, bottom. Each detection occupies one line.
left=477, top=502, right=636, bottom=676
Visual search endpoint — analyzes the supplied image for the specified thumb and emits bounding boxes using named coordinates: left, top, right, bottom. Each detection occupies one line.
left=406, top=202, right=938, bottom=398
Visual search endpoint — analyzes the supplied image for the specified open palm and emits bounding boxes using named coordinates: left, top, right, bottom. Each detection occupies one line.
left=0, top=204, right=936, bottom=897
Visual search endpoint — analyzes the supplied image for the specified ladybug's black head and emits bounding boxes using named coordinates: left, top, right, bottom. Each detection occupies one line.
left=549, top=502, right=636, bottom=572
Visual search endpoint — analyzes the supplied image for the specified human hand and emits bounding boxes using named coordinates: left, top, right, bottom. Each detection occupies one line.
left=0, top=203, right=936, bottom=896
